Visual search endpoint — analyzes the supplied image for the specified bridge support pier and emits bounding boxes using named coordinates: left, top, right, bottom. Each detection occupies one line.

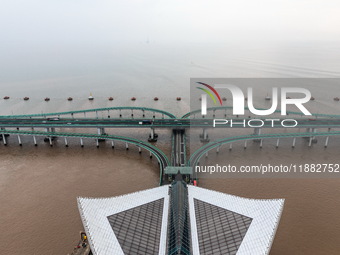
left=199, top=128, right=209, bottom=142
left=33, top=136, right=37, bottom=146
left=17, top=135, right=22, bottom=146
left=216, top=146, right=220, bottom=153
left=259, top=139, right=263, bottom=149
left=138, top=146, right=141, bottom=153
left=305, top=128, right=317, bottom=145
left=325, top=136, right=329, bottom=148
left=111, top=140, right=114, bottom=148
left=80, top=138, right=84, bottom=147
left=96, top=139, right=99, bottom=148
left=229, top=143, right=232, bottom=150
left=292, top=137, right=296, bottom=148
left=276, top=138, right=280, bottom=148
left=97, top=128, right=106, bottom=142
left=149, top=151, right=152, bottom=158
left=148, top=128, right=158, bottom=142
left=126, top=142, right=129, bottom=150
left=253, top=127, right=262, bottom=142
left=308, top=137, right=313, bottom=147
left=97, top=128, right=105, bottom=135
left=244, top=140, right=247, bottom=149
left=49, top=137, right=53, bottom=147
left=2, top=134, right=7, bottom=146
left=64, top=137, right=68, bottom=147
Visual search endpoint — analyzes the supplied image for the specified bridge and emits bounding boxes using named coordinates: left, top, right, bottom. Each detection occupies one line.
left=181, top=106, right=340, bottom=119
left=187, top=131, right=340, bottom=172
left=1, top=117, right=340, bottom=128
left=0, top=106, right=176, bottom=119
left=1, top=106, right=340, bottom=185
left=0, top=129, right=170, bottom=186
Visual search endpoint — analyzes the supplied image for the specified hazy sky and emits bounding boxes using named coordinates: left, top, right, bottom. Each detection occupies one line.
left=0, top=0, right=339, bottom=45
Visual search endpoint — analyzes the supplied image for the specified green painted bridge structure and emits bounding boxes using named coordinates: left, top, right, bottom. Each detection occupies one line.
left=1, top=106, right=340, bottom=185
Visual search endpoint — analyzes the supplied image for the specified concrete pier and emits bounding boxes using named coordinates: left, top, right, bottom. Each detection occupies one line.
left=253, top=127, right=262, bottom=142
left=2, top=134, right=6, bottom=145
left=325, top=136, right=329, bottom=148
left=97, top=128, right=105, bottom=136
left=148, top=128, right=158, bottom=142
left=200, top=128, right=209, bottom=142
left=17, top=135, right=22, bottom=146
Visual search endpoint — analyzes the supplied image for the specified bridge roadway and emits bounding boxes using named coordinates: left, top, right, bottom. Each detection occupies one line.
left=188, top=131, right=340, bottom=169
left=0, top=106, right=176, bottom=119
left=1, top=117, right=340, bottom=128
left=171, top=129, right=186, bottom=166
left=1, top=105, right=340, bottom=120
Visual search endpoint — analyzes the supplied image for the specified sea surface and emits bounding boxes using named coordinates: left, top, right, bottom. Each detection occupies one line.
left=0, top=42, right=340, bottom=254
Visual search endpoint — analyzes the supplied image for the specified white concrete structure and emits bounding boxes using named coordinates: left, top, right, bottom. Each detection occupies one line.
left=188, top=186, right=284, bottom=255
left=78, top=186, right=169, bottom=255
left=77, top=184, right=284, bottom=255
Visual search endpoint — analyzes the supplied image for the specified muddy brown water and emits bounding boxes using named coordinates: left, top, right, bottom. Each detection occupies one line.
left=0, top=132, right=340, bottom=255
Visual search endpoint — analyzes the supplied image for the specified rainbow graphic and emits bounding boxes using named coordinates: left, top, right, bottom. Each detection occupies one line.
left=196, top=82, right=223, bottom=106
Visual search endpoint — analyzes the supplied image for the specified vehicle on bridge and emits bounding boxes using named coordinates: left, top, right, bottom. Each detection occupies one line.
left=139, top=120, right=153, bottom=125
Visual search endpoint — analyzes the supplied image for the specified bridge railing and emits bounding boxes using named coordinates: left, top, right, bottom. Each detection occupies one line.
left=0, top=107, right=176, bottom=119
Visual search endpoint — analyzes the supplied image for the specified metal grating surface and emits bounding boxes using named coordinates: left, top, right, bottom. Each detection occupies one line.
left=167, top=180, right=191, bottom=255
left=194, top=199, right=252, bottom=255
left=107, top=198, right=164, bottom=255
